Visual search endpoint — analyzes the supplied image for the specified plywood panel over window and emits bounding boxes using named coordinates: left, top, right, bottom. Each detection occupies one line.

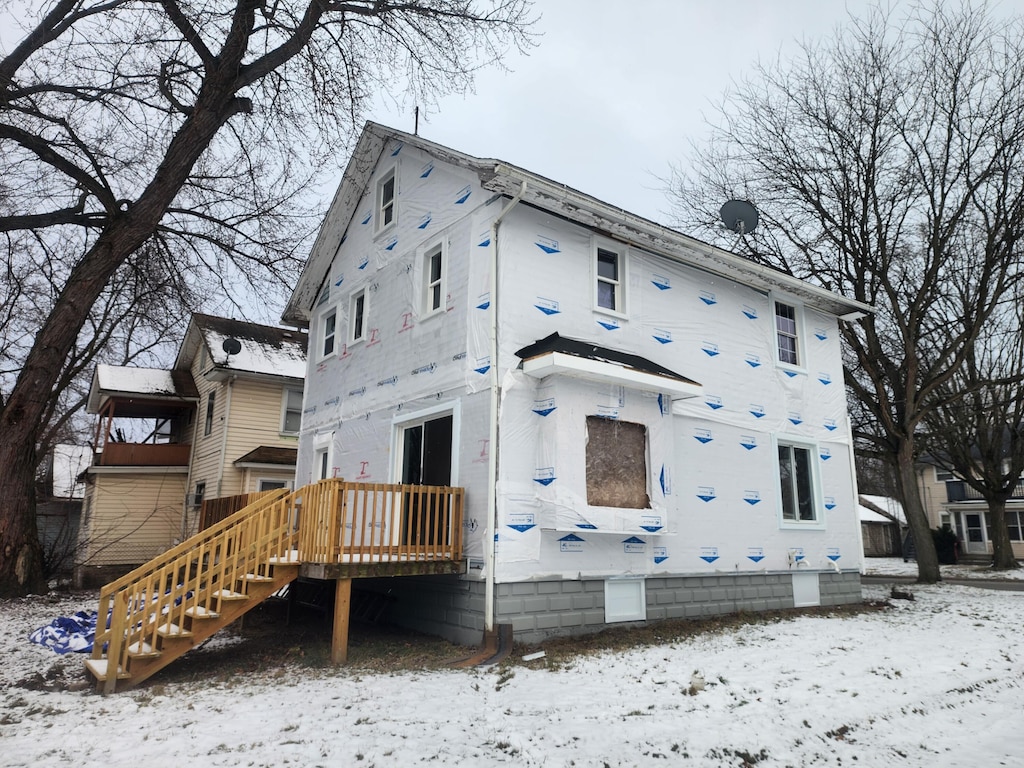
left=585, top=416, right=650, bottom=509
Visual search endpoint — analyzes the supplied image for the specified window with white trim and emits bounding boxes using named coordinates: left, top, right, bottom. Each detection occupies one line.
left=424, top=242, right=444, bottom=314
left=376, top=167, right=396, bottom=233
left=1007, top=510, right=1024, bottom=542
left=774, top=300, right=801, bottom=367
left=595, top=242, right=625, bottom=314
left=203, top=391, right=216, bottom=436
left=349, top=288, right=367, bottom=344
left=934, top=466, right=955, bottom=482
left=258, top=479, right=291, bottom=492
left=777, top=437, right=820, bottom=524
left=320, top=307, right=336, bottom=359
left=315, top=447, right=330, bottom=480
left=281, top=388, right=303, bottom=435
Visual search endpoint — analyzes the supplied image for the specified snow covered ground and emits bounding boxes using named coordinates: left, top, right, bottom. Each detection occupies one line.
left=3, top=572, right=1023, bottom=767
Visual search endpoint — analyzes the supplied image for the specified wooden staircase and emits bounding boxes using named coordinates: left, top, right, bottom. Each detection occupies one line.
left=85, top=488, right=299, bottom=693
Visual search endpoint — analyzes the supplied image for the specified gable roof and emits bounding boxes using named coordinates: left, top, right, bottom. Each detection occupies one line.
left=283, top=121, right=873, bottom=326
left=176, top=313, right=307, bottom=382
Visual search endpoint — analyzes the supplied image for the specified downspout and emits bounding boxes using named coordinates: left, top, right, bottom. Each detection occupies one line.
left=215, top=375, right=235, bottom=497
left=485, top=180, right=527, bottom=634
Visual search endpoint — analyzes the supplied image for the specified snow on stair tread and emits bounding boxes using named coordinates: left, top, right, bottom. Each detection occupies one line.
left=243, top=573, right=274, bottom=582
left=212, top=589, right=247, bottom=600
left=156, top=622, right=192, bottom=637
left=85, top=659, right=130, bottom=680
left=184, top=606, right=220, bottom=618
left=268, top=550, right=301, bottom=564
left=127, top=640, right=160, bottom=657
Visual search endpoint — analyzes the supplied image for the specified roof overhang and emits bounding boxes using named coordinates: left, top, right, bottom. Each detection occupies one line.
left=521, top=351, right=702, bottom=400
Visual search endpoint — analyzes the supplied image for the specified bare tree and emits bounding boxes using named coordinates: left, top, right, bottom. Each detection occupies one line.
left=0, top=0, right=535, bottom=596
left=922, top=297, right=1024, bottom=570
left=668, top=1, right=1024, bottom=583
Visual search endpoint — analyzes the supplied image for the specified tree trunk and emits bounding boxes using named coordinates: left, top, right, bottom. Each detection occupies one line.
left=985, top=497, right=1020, bottom=570
left=895, top=440, right=941, bottom=583
left=0, top=439, right=47, bottom=595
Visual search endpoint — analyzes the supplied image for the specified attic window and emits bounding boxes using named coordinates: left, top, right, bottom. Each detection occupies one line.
left=376, top=168, right=396, bottom=233
left=350, top=288, right=367, bottom=344
left=321, top=308, right=336, bottom=359
left=585, top=416, right=650, bottom=509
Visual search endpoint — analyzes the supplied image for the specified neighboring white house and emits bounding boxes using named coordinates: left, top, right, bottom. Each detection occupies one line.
left=283, top=122, right=873, bottom=645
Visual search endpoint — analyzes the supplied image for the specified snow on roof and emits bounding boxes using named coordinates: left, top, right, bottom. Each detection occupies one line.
left=193, top=315, right=306, bottom=380
left=95, top=365, right=180, bottom=396
left=858, top=494, right=906, bottom=525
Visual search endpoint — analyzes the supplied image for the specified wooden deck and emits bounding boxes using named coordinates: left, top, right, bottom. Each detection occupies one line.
left=85, top=479, right=465, bottom=692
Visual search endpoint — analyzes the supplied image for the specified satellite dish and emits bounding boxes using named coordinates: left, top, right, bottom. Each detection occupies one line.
left=222, top=337, right=241, bottom=357
left=720, top=199, right=759, bottom=235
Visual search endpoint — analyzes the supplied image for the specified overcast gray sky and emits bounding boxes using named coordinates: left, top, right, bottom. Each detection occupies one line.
left=365, top=0, right=874, bottom=224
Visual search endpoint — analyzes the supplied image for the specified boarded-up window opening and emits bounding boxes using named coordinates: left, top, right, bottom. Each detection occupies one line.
left=585, top=416, right=650, bottom=508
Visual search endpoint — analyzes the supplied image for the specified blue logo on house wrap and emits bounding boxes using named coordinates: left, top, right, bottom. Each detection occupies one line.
left=742, top=305, right=758, bottom=320
left=653, top=546, right=668, bottom=564
left=384, top=236, right=398, bottom=251
left=334, top=272, right=344, bottom=287
left=507, top=513, right=536, bottom=533
left=747, top=547, right=765, bottom=563
left=358, top=255, right=369, bottom=270
left=827, top=548, right=841, bottom=562
left=745, top=354, right=761, bottom=368
left=420, top=161, right=433, bottom=178
left=653, top=328, right=672, bottom=344
left=820, top=448, right=832, bottom=461
left=623, top=536, right=646, bottom=554
left=640, top=515, right=663, bottom=533
left=535, top=297, right=560, bottom=315
left=474, top=356, right=491, bottom=375
left=390, top=142, right=403, bottom=156
left=694, top=428, right=713, bottom=444
left=814, top=328, right=828, bottom=341
left=824, top=496, right=837, bottom=510
left=702, top=341, right=720, bottom=357
left=788, top=412, right=803, bottom=425
left=740, top=435, right=757, bottom=450
left=417, top=213, right=432, bottom=229
left=699, top=290, right=717, bottom=306
left=376, top=375, right=398, bottom=387
left=818, top=372, right=832, bottom=385
left=651, top=274, right=671, bottom=290
left=454, top=185, right=471, bottom=204
left=658, top=394, right=671, bottom=416
left=743, top=491, right=761, bottom=505
left=477, top=232, right=491, bottom=247
left=559, top=534, right=584, bottom=552
left=534, top=236, right=560, bottom=254
left=596, top=405, right=619, bottom=419
left=783, top=369, right=798, bottom=378
left=411, top=363, right=437, bottom=375
left=597, top=318, right=620, bottom=331
left=705, top=395, right=723, bottom=410
left=749, top=404, right=765, bottom=418
left=697, top=486, right=716, bottom=503
left=576, top=523, right=598, bottom=530
left=532, top=398, right=556, bottom=417
left=534, top=467, right=556, bottom=486
left=790, top=548, right=805, bottom=562
left=476, top=293, right=490, bottom=310
left=659, top=465, right=671, bottom=495
left=700, top=546, right=719, bottom=563
left=361, top=211, right=371, bottom=225
left=824, top=418, right=837, bottom=431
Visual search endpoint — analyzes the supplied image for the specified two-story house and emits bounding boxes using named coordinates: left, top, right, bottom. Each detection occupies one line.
left=282, top=122, right=872, bottom=647
left=75, top=314, right=306, bottom=586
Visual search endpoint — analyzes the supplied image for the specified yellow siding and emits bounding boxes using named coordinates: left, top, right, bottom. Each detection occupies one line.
left=187, top=353, right=226, bottom=498
left=78, top=472, right=188, bottom=567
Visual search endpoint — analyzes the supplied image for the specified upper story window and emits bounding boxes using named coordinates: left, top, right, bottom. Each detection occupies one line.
left=281, top=388, right=303, bottom=435
left=934, top=466, right=955, bottom=482
left=320, top=307, right=336, bottom=359
left=776, top=436, right=821, bottom=525
left=203, top=391, right=216, bottom=436
left=424, top=242, right=445, bottom=315
left=594, top=240, right=626, bottom=315
left=376, top=167, right=396, bottom=233
left=349, top=288, right=367, bottom=344
left=774, top=300, right=802, bottom=367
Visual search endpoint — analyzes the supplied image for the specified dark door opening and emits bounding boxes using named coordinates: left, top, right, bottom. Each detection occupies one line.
left=400, top=414, right=453, bottom=546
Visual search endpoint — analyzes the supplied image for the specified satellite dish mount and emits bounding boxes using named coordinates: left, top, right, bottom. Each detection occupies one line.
left=222, top=337, right=241, bottom=363
left=719, top=199, right=759, bottom=236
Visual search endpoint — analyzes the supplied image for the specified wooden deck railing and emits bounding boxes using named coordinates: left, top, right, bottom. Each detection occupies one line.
left=296, top=479, right=464, bottom=564
left=200, top=489, right=281, bottom=530
left=91, top=488, right=294, bottom=691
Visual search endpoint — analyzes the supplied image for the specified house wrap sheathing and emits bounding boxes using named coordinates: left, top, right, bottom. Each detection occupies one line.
left=285, top=123, right=872, bottom=645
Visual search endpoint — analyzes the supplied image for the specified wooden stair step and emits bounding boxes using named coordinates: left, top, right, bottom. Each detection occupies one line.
left=242, top=573, right=274, bottom=582
left=268, top=550, right=301, bottom=564
left=184, top=606, right=220, bottom=619
left=126, top=641, right=161, bottom=659
left=212, top=589, right=248, bottom=601
left=156, top=622, right=192, bottom=638
left=85, top=659, right=131, bottom=681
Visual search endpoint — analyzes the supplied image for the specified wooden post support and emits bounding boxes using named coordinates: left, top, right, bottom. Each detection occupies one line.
left=331, top=577, right=353, bottom=664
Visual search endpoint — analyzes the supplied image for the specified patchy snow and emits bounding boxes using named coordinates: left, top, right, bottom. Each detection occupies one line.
left=3, top=582, right=1024, bottom=767
left=204, top=329, right=306, bottom=380
left=864, top=556, right=1024, bottom=581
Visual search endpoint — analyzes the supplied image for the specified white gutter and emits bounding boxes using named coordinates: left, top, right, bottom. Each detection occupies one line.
left=484, top=181, right=527, bottom=634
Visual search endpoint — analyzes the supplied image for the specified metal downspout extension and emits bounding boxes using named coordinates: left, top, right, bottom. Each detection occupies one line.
left=485, top=180, right=527, bottom=634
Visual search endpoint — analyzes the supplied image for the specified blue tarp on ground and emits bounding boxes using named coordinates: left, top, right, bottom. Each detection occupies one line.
left=29, top=610, right=98, bottom=654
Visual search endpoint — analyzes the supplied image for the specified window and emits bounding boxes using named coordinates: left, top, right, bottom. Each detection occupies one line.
left=424, top=243, right=444, bottom=314
left=777, top=438, right=820, bottom=523
left=934, top=466, right=955, bottom=482
left=203, top=391, right=216, bottom=436
left=585, top=416, right=649, bottom=508
left=281, top=388, right=303, bottom=434
left=595, top=244, right=624, bottom=313
left=315, top=447, right=330, bottom=480
left=320, top=308, right=336, bottom=358
left=349, top=288, right=367, bottom=343
left=1007, top=510, right=1024, bottom=542
left=376, top=168, right=396, bottom=232
left=192, top=481, right=206, bottom=508
left=774, top=300, right=800, bottom=366
left=258, top=479, right=290, bottom=492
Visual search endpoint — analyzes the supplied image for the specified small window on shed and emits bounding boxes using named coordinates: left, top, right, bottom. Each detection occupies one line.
left=585, top=416, right=650, bottom=508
